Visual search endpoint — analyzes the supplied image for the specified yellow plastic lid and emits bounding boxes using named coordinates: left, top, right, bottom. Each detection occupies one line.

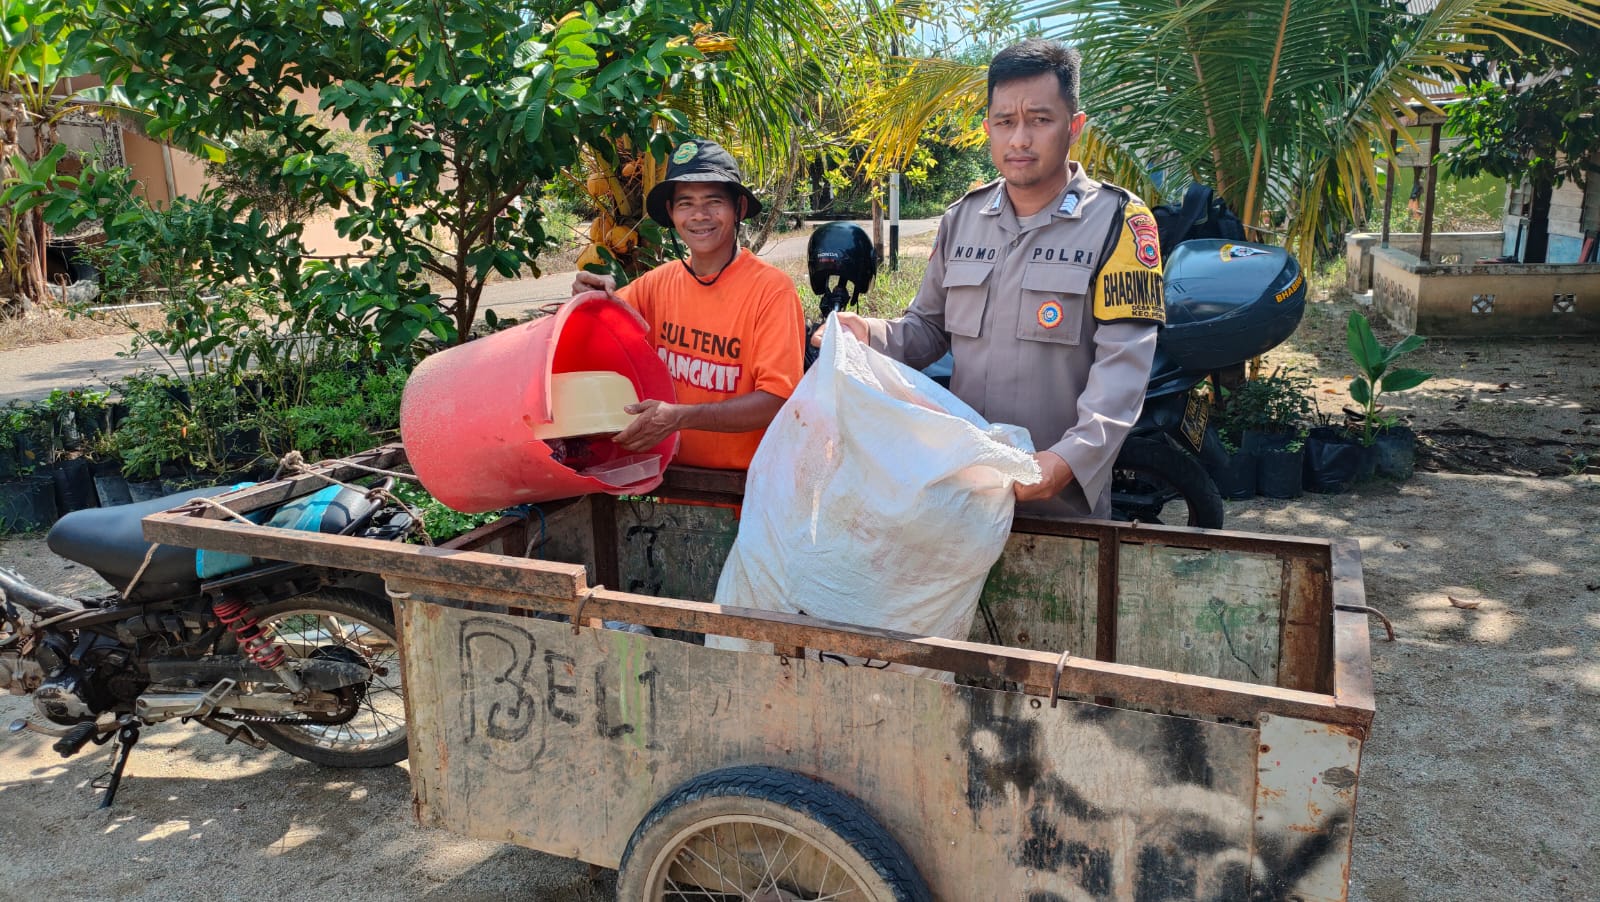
left=531, top=371, right=640, bottom=439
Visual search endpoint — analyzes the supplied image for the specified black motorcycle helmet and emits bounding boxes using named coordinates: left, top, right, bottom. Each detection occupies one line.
left=806, top=222, right=876, bottom=313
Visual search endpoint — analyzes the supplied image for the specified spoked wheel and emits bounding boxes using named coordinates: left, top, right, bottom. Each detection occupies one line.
left=242, top=591, right=407, bottom=768
left=1110, top=436, right=1226, bottom=529
left=619, top=766, right=931, bottom=902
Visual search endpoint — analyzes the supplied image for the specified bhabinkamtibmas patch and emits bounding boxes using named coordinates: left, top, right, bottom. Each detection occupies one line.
left=1094, top=203, right=1166, bottom=324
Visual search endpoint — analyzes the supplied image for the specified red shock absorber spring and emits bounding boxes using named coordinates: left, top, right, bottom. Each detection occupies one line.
left=213, top=598, right=287, bottom=670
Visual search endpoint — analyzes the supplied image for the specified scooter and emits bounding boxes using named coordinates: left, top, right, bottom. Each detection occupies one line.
left=0, top=479, right=415, bottom=807
left=804, top=224, right=1307, bottom=529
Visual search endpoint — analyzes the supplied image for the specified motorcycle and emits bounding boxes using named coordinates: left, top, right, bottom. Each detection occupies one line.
left=0, top=479, right=414, bottom=807
left=1108, top=238, right=1307, bottom=528
left=804, top=224, right=1307, bottom=529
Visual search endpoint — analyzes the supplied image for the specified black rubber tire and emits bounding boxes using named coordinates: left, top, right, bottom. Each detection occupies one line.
left=1111, top=436, right=1226, bottom=529
left=234, top=590, right=408, bottom=768
left=618, top=765, right=931, bottom=901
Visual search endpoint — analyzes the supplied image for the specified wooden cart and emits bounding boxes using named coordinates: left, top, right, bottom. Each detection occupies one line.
left=144, top=446, right=1375, bottom=901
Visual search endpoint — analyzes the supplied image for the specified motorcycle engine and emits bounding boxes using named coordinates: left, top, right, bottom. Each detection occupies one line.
left=34, top=673, right=94, bottom=723
left=31, top=631, right=142, bottom=726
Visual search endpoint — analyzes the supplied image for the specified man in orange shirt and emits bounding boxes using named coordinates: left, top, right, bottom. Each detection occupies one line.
left=572, top=140, right=804, bottom=470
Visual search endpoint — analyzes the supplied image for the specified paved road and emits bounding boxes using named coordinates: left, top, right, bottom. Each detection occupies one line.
left=0, top=219, right=938, bottom=402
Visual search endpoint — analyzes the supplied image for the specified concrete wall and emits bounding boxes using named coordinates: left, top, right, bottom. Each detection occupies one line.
left=1371, top=246, right=1600, bottom=337
left=119, top=132, right=175, bottom=206
left=1346, top=232, right=1504, bottom=291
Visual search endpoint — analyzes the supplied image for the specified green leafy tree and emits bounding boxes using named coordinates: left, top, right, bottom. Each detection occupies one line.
left=84, top=0, right=716, bottom=354
left=1442, top=16, right=1600, bottom=262
left=1, top=0, right=104, bottom=313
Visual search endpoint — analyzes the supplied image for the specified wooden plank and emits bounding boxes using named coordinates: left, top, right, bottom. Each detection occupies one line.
left=386, top=575, right=1371, bottom=729
left=1014, top=516, right=1331, bottom=561
left=655, top=465, right=746, bottom=497
left=1279, top=557, right=1332, bottom=693
left=1398, top=109, right=1447, bottom=126
left=1115, top=545, right=1283, bottom=686
left=1330, top=540, right=1375, bottom=722
left=590, top=494, right=620, bottom=588
left=143, top=514, right=587, bottom=601
left=1251, top=715, right=1364, bottom=900
left=1096, top=524, right=1118, bottom=661
left=536, top=495, right=599, bottom=583
left=968, top=531, right=1097, bottom=656
left=1382, top=127, right=1398, bottom=246
left=155, top=445, right=409, bottom=520
left=614, top=501, right=740, bottom=601
left=441, top=514, right=527, bottom=555
left=400, top=600, right=1265, bottom=898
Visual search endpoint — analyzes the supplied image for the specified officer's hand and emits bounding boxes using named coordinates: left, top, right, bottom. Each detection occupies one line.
left=572, top=271, right=618, bottom=297
left=813, top=312, right=869, bottom=348
left=1014, top=451, right=1075, bottom=503
left=613, top=399, right=684, bottom=452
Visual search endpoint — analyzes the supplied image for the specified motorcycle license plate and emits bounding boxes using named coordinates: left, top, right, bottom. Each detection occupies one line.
left=1180, top=389, right=1210, bottom=450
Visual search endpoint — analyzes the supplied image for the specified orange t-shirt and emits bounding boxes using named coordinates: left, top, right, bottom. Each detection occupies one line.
left=617, top=248, right=805, bottom=470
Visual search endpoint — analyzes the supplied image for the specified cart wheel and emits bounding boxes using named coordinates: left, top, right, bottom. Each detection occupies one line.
left=618, top=765, right=931, bottom=902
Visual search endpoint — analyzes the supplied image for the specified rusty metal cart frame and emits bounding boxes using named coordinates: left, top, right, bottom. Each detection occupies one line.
left=143, top=445, right=1375, bottom=901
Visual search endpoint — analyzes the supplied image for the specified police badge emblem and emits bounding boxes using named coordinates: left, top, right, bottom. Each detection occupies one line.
left=1037, top=300, right=1064, bottom=329
left=1126, top=211, right=1160, bottom=268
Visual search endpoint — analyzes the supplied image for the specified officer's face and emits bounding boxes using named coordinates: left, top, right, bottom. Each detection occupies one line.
left=670, top=183, right=742, bottom=260
left=984, top=72, right=1086, bottom=190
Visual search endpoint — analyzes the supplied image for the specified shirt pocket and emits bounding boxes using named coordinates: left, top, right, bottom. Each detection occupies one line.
left=942, top=261, right=993, bottom=338
left=1015, top=262, right=1091, bottom=346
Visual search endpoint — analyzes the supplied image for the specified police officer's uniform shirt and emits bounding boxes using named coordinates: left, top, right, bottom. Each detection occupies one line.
left=865, top=163, right=1162, bottom=518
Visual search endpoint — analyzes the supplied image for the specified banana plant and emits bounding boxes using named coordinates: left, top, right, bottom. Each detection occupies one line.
left=1347, top=311, right=1432, bottom=446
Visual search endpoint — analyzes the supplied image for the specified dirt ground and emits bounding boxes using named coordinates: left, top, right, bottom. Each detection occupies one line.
left=1, top=286, right=1597, bottom=901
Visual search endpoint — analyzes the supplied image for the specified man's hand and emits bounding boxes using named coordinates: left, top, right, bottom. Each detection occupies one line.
left=811, top=311, right=869, bottom=348
left=1013, top=451, right=1075, bottom=503
left=572, top=270, right=618, bottom=296
left=613, top=399, right=684, bottom=452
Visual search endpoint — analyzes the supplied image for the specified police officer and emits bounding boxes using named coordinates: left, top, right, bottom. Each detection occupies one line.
left=827, top=39, right=1164, bottom=519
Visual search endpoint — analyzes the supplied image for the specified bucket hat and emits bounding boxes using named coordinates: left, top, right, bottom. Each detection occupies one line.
left=644, top=139, right=763, bottom=228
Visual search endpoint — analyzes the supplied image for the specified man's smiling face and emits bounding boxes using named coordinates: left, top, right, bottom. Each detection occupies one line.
left=670, top=182, right=741, bottom=259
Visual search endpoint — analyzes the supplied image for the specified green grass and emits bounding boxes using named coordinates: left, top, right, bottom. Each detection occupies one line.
left=785, top=256, right=931, bottom=322
left=857, top=258, right=929, bottom=319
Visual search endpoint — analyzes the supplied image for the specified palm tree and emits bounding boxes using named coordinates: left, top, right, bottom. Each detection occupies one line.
left=573, top=0, right=861, bottom=274
left=851, top=0, right=1600, bottom=260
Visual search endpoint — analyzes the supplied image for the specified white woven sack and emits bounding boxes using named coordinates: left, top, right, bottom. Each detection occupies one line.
left=710, top=316, right=1040, bottom=673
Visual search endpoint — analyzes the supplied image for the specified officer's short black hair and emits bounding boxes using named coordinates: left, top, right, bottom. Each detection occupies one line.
left=986, top=39, right=1081, bottom=115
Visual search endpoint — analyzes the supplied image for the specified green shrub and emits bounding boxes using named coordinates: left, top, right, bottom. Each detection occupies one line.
left=1215, top=368, right=1316, bottom=449
left=391, top=481, right=503, bottom=544
left=275, top=365, right=408, bottom=462
left=108, top=373, right=193, bottom=479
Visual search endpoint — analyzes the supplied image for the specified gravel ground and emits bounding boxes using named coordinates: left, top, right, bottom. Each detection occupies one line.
left=1, top=288, right=1596, bottom=900
left=4, top=467, right=1595, bottom=901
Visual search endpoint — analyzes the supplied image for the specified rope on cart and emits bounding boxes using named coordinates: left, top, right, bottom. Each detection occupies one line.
left=125, top=449, right=434, bottom=598
left=121, top=496, right=261, bottom=597
left=276, top=451, right=434, bottom=547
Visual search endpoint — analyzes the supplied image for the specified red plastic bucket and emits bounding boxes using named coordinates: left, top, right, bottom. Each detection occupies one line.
left=400, top=292, right=677, bottom=512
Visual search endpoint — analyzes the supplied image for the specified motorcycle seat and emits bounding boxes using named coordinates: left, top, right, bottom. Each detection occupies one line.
left=46, top=484, right=379, bottom=597
left=48, top=487, right=226, bottom=593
